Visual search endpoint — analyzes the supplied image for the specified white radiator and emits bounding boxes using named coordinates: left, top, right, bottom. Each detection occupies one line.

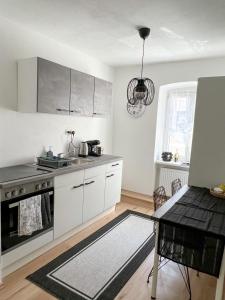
left=159, top=167, right=189, bottom=196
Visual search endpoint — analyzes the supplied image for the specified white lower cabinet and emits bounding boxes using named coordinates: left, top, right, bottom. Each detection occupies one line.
left=83, top=174, right=105, bottom=222
left=104, top=168, right=122, bottom=210
left=54, top=170, right=84, bottom=239
left=54, top=162, right=122, bottom=239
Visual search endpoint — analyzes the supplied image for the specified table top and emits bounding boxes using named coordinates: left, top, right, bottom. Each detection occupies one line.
left=150, top=185, right=189, bottom=222
left=151, top=185, right=225, bottom=239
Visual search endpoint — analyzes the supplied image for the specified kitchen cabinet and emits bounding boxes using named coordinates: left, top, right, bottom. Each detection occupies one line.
left=93, top=78, right=112, bottom=116
left=54, top=170, right=84, bottom=239
left=54, top=162, right=120, bottom=238
left=18, top=57, right=112, bottom=117
left=104, top=167, right=122, bottom=210
left=83, top=174, right=105, bottom=223
left=18, top=57, right=70, bottom=115
left=70, top=69, right=94, bottom=116
left=37, top=58, right=71, bottom=115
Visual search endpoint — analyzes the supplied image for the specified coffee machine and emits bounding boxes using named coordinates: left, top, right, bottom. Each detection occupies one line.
left=86, top=140, right=103, bottom=156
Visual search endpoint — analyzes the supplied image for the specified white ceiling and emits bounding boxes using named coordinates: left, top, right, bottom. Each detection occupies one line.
left=0, top=0, right=225, bottom=66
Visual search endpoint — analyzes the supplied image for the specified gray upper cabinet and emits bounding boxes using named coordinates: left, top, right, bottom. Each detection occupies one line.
left=70, top=69, right=94, bottom=116
left=37, top=58, right=70, bottom=115
left=17, top=57, right=112, bottom=117
left=93, top=78, right=112, bottom=116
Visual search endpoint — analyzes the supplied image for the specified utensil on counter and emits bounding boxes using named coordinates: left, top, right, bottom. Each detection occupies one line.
left=37, top=157, right=72, bottom=168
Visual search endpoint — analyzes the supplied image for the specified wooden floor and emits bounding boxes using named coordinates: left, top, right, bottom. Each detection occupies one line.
left=0, top=196, right=223, bottom=300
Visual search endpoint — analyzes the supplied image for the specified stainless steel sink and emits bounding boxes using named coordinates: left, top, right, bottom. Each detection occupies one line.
left=71, top=158, right=94, bottom=165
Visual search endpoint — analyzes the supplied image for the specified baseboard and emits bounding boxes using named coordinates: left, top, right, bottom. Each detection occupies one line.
left=121, top=189, right=153, bottom=203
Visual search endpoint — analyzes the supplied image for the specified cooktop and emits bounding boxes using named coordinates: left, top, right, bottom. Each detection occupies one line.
left=0, top=164, right=52, bottom=183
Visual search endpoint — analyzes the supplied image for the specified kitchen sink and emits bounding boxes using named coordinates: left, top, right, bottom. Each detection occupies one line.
left=71, top=158, right=94, bottom=165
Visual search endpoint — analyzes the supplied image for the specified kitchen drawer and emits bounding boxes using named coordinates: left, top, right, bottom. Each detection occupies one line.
left=106, top=160, right=123, bottom=172
left=54, top=170, right=84, bottom=188
left=84, top=165, right=106, bottom=179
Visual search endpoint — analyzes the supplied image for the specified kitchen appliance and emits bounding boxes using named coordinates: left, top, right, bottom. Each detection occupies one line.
left=79, top=141, right=88, bottom=157
left=86, top=140, right=103, bottom=156
left=0, top=164, right=54, bottom=254
left=95, top=146, right=103, bottom=156
left=1, top=177, right=54, bottom=254
left=0, top=164, right=51, bottom=183
left=37, top=157, right=72, bottom=169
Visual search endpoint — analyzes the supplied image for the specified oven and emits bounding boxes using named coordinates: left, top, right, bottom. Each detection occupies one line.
left=1, top=178, right=54, bottom=254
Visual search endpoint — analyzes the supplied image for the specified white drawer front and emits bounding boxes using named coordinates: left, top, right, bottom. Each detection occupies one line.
left=106, top=160, right=123, bottom=172
left=55, top=170, right=84, bottom=188
left=84, top=165, right=106, bottom=179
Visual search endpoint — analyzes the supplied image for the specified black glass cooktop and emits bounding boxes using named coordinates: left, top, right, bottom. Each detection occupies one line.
left=0, top=165, right=52, bottom=183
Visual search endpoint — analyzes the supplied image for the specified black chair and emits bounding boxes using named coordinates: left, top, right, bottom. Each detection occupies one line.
left=171, top=178, right=182, bottom=196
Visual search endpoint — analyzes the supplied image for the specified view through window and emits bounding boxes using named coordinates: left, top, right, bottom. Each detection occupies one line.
left=163, top=85, right=197, bottom=162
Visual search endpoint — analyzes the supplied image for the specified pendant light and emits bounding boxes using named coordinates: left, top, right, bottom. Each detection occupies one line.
left=127, top=27, right=155, bottom=106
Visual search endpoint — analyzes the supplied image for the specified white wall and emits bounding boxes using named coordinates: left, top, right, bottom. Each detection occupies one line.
left=113, top=57, right=225, bottom=195
left=0, top=16, right=114, bottom=167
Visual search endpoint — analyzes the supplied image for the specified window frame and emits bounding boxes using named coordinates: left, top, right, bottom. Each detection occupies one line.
left=155, top=82, right=197, bottom=163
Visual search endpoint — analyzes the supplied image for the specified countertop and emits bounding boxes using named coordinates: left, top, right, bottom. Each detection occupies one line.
left=0, top=155, right=123, bottom=188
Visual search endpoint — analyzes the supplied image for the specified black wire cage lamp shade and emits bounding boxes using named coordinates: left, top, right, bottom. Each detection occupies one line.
left=127, top=27, right=155, bottom=106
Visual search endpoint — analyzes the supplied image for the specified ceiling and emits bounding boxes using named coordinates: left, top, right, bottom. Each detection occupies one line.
left=0, top=0, right=225, bottom=66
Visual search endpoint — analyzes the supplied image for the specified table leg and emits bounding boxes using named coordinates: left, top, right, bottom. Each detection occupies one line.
left=151, top=222, right=160, bottom=299
left=215, top=247, right=225, bottom=300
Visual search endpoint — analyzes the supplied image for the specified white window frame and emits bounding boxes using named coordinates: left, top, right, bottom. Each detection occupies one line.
left=154, top=81, right=197, bottom=163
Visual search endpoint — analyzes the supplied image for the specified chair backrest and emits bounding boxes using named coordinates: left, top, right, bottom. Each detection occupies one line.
left=153, top=186, right=167, bottom=212
left=171, top=178, right=182, bottom=196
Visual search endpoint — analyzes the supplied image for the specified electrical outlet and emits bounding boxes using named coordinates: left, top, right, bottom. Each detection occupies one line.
left=66, top=130, right=76, bottom=135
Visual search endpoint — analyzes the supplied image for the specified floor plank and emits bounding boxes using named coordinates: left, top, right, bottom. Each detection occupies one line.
left=0, top=196, right=223, bottom=300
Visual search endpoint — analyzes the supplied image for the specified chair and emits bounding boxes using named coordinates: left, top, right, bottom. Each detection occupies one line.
left=171, top=178, right=182, bottom=196
left=153, top=186, right=167, bottom=212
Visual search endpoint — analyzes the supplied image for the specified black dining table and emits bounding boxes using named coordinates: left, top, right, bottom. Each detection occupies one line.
left=150, top=185, right=225, bottom=300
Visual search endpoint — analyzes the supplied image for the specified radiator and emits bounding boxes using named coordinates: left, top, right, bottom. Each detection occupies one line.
left=159, top=167, right=189, bottom=196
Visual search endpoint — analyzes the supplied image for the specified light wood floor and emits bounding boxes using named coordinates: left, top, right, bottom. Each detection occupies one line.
left=0, top=196, right=223, bottom=300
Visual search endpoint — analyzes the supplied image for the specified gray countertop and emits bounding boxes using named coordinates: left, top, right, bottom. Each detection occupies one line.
left=0, top=154, right=123, bottom=188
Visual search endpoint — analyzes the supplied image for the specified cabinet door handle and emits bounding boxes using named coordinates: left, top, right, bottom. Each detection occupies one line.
left=106, top=174, right=114, bottom=178
left=93, top=112, right=105, bottom=116
left=72, top=183, right=84, bottom=189
left=84, top=180, right=95, bottom=185
left=112, top=163, right=119, bottom=167
left=70, top=109, right=81, bottom=114
left=56, top=108, right=70, bottom=112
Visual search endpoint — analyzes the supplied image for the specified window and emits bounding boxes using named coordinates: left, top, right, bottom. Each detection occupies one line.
left=156, top=82, right=197, bottom=163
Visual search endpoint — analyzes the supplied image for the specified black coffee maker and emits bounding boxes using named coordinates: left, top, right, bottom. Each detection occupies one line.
left=86, top=140, right=101, bottom=156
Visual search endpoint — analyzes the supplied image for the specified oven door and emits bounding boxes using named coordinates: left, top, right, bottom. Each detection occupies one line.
left=1, top=188, right=54, bottom=254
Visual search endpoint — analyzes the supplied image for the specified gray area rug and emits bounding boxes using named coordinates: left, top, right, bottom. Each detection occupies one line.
left=27, top=210, right=155, bottom=300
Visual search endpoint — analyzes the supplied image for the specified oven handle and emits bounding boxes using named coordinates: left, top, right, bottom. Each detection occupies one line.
left=8, top=191, right=53, bottom=208
left=9, top=202, right=19, bottom=208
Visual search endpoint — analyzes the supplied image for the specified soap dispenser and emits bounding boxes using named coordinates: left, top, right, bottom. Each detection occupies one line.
left=47, top=146, right=53, bottom=158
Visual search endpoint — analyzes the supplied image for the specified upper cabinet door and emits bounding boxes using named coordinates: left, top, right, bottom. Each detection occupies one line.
left=93, top=78, right=112, bottom=116
left=70, top=69, right=94, bottom=116
left=37, top=58, right=70, bottom=115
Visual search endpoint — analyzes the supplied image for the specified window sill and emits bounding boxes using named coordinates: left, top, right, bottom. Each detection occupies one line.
left=155, top=160, right=190, bottom=171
